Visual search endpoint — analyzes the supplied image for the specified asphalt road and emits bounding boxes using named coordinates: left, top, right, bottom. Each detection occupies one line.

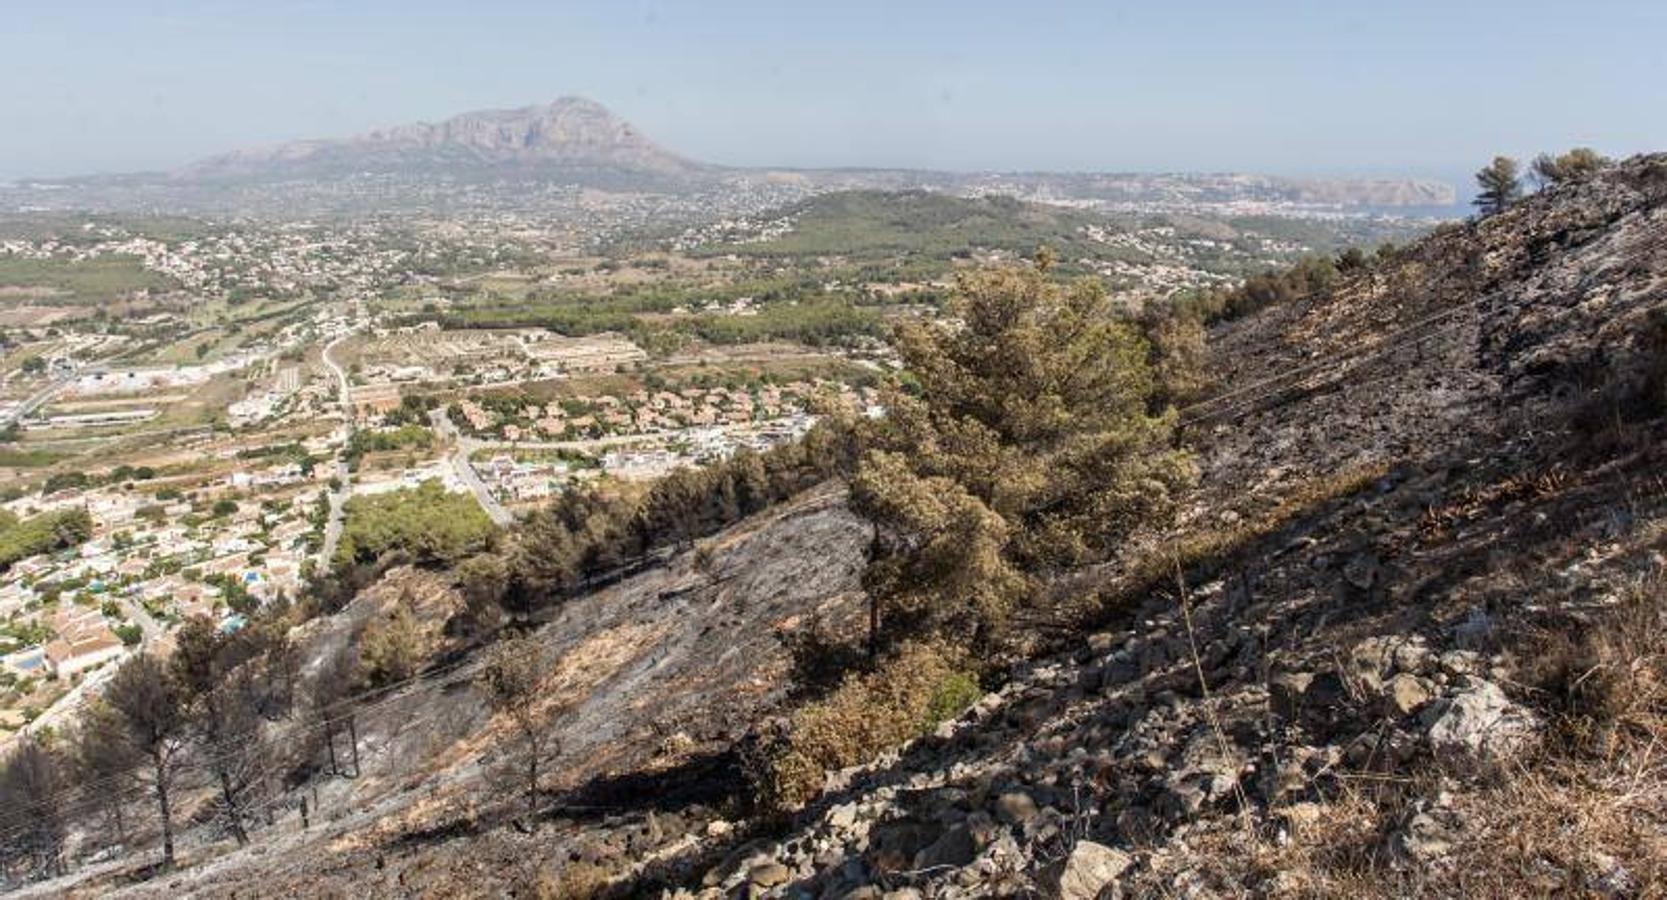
left=429, top=406, right=514, bottom=526
left=318, top=332, right=356, bottom=566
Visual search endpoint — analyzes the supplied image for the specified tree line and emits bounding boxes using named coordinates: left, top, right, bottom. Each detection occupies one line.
left=1474, top=147, right=1611, bottom=216
left=463, top=422, right=863, bottom=626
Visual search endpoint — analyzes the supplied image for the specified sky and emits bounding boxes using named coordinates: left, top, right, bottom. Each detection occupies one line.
left=2, top=0, right=1664, bottom=183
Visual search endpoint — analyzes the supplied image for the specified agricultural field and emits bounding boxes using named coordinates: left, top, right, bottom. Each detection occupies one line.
left=0, top=255, right=177, bottom=303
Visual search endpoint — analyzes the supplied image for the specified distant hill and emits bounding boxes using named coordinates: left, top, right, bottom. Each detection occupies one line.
left=703, top=190, right=1114, bottom=259
left=179, top=96, right=702, bottom=185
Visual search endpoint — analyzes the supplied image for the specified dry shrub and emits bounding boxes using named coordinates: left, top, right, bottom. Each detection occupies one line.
left=528, top=859, right=616, bottom=900
left=1127, top=788, right=1396, bottom=898
left=751, top=642, right=981, bottom=812
left=1533, top=566, right=1667, bottom=751
left=359, top=598, right=424, bottom=686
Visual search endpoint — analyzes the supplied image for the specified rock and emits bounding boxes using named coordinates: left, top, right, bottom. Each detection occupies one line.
left=963, top=809, right=1000, bottom=847
left=1437, top=649, right=1484, bottom=677
left=1384, top=673, right=1434, bottom=716
left=1342, top=550, right=1381, bottom=592
left=1302, top=670, right=1349, bottom=711
left=1036, top=841, right=1132, bottom=900
left=1268, top=671, right=1313, bottom=720
left=828, top=802, right=859, bottom=831
left=994, top=791, right=1039, bottom=826
left=747, top=861, right=792, bottom=889
left=1583, top=850, right=1637, bottom=898
left=866, top=821, right=939, bottom=873
left=1426, top=680, right=1540, bottom=769
left=1274, top=801, right=1325, bottom=840
left=1156, top=779, right=1206, bottom=821
left=913, top=823, right=978, bottom=869
left=1392, top=811, right=1455, bottom=862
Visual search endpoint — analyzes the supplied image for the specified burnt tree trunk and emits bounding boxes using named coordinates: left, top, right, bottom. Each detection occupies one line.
left=218, top=769, right=249, bottom=846
left=152, top=748, right=174, bottom=869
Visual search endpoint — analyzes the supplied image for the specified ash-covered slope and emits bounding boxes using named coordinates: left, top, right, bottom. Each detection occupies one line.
left=27, top=486, right=871, bottom=898
left=664, top=156, right=1667, bottom=897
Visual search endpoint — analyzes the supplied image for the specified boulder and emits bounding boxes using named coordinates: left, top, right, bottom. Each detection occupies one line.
left=1426, top=680, right=1540, bottom=769
left=1036, top=841, right=1132, bottom=900
left=1392, top=812, right=1455, bottom=863
left=1267, top=671, right=1313, bottom=720
left=913, top=823, right=978, bottom=870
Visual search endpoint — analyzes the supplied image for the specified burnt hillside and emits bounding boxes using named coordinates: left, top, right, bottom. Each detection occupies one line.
left=665, top=155, right=1667, bottom=898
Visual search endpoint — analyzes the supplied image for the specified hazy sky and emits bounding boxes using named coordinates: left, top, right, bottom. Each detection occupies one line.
left=3, top=0, right=1664, bottom=181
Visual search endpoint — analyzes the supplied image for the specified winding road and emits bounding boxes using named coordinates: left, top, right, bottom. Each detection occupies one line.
left=318, top=332, right=356, bottom=566
left=428, top=407, right=514, bottom=526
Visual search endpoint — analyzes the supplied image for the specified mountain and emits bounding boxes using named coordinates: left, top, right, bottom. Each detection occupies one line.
left=178, top=96, right=701, bottom=183
left=0, top=98, right=1453, bottom=217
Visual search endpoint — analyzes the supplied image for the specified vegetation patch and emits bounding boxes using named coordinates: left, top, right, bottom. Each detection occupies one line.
left=0, top=507, right=93, bottom=571
left=333, top=480, right=496, bottom=572
left=748, top=642, right=981, bottom=812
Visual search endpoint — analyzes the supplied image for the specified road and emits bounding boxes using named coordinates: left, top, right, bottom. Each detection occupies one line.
left=318, top=332, right=356, bottom=566
left=1, top=374, right=72, bottom=428
left=429, top=407, right=514, bottom=526
left=113, top=591, right=167, bottom=646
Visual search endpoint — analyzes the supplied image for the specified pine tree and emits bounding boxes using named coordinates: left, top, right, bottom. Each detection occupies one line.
left=480, top=635, right=557, bottom=816
left=103, top=654, right=187, bottom=869
left=1473, top=156, right=1523, bottom=215
left=852, top=250, right=1196, bottom=653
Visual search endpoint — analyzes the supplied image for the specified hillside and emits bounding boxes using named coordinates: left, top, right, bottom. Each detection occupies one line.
left=15, top=156, right=1666, bottom=899
left=685, top=189, right=1429, bottom=284
left=24, top=485, right=872, bottom=897
left=697, top=190, right=1122, bottom=261
left=660, top=154, right=1667, bottom=897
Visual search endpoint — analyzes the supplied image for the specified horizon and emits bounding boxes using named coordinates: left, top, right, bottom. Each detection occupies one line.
left=4, top=1, right=1665, bottom=187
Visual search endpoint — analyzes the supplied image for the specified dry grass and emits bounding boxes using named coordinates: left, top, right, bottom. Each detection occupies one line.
left=1108, top=460, right=1391, bottom=610
left=527, top=859, right=618, bottom=899
left=1135, top=566, right=1667, bottom=898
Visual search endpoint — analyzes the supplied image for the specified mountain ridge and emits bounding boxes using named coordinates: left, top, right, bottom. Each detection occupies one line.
left=178, top=96, right=700, bottom=181
left=142, top=96, right=1455, bottom=210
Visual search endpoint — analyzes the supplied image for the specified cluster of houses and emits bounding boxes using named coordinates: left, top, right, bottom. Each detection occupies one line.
left=476, top=454, right=589, bottom=502
left=351, top=328, right=648, bottom=393
left=598, top=415, right=817, bottom=481
left=0, top=465, right=324, bottom=692
left=456, top=380, right=874, bottom=443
